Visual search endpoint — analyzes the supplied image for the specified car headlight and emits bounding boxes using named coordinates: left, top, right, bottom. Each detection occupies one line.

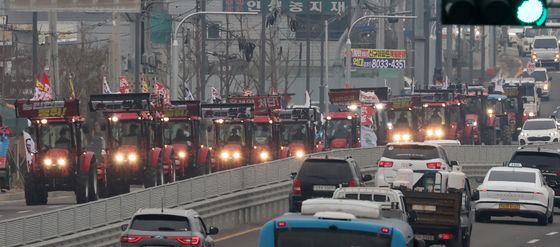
left=295, top=150, right=305, bottom=158
left=114, top=153, right=125, bottom=163
left=44, top=158, right=53, bottom=167
left=259, top=151, right=269, bottom=161
left=544, top=84, right=549, bottom=90
left=127, top=153, right=138, bottom=162
left=178, top=151, right=187, bottom=159
left=56, top=158, right=66, bottom=166
left=426, top=129, right=434, bottom=137
left=232, top=152, right=241, bottom=160
left=220, top=151, right=230, bottom=160
left=435, top=129, right=444, bottom=137
left=550, top=132, right=557, bottom=136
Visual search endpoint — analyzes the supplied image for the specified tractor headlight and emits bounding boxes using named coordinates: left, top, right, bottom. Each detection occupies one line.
left=232, top=152, right=241, bottom=160
left=56, top=158, right=66, bottom=167
left=114, top=153, right=125, bottom=163
left=435, top=129, right=444, bottom=137
left=427, top=129, right=434, bottom=137
left=295, top=150, right=305, bottom=158
left=487, top=109, right=494, bottom=115
left=393, top=133, right=401, bottom=142
left=127, top=153, right=138, bottom=162
left=259, top=151, right=270, bottom=161
left=43, top=158, right=53, bottom=167
left=178, top=151, right=187, bottom=159
left=528, top=112, right=535, bottom=117
left=402, top=133, right=411, bottom=141
left=220, top=151, right=230, bottom=160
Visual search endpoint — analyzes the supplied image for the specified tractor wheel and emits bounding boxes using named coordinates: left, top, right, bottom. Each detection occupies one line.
left=75, top=171, right=89, bottom=204
left=107, top=170, right=129, bottom=196
left=501, top=127, right=513, bottom=145
left=143, top=166, right=157, bottom=188
left=156, top=163, right=164, bottom=186
left=24, top=172, right=47, bottom=205
left=87, top=163, right=99, bottom=202
left=484, top=128, right=496, bottom=145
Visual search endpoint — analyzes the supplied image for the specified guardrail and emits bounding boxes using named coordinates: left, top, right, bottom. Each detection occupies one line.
left=1, top=145, right=521, bottom=246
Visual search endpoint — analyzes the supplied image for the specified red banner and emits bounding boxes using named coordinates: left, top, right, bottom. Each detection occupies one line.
left=15, top=100, right=79, bottom=118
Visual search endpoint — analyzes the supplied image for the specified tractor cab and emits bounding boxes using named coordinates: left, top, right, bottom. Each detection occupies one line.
left=385, top=96, right=422, bottom=143
left=202, top=103, right=254, bottom=171
left=90, top=93, right=159, bottom=196
left=414, top=89, right=461, bottom=141
left=278, top=107, right=321, bottom=158
left=15, top=99, right=98, bottom=205
left=502, top=85, right=525, bottom=139
left=485, top=94, right=513, bottom=145
left=324, top=111, right=359, bottom=149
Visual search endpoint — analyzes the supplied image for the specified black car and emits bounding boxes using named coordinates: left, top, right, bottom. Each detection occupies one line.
left=509, top=147, right=560, bottom=208
left=288, top=156, right=372, bottom=212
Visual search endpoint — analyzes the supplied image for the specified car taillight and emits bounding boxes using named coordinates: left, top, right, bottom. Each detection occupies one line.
left=378, top=161, right=393, bottom=167
left=175, top=236, right=201, bottom=245
left=120, top=235, right=152, bottom=243
left=427, top=162, right=442, bottom=169
left=380, top=227, right=390, bottom=234
left=438, top=233, right=453, bottom=240
left=348, top=179, right=359, bottom=187
left=292, top=178, right=302, bottom=195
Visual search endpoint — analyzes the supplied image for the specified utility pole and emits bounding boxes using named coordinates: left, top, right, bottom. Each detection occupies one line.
left=306, top=0, right=311, bottom=93
left=434, top=0, right=442, bottom=85
left=32, top=12, right=38, bottom=84
left=457, top=26, right=462, bottom=80
left=480, top=27, right=486, bottom=81
left=376, top=0, right=386, bottom=49
left=413, top=0, right=427, bottom=88
left=445, top=26, right=453, bottom=79
left=200, top=0, right=207, bottom=100
left=110, top=13, right=121, bottom=90
left=134, top=12, right=142, bottom=93
left=468, top=26, right=474, bottom=84
left=259, top=0, right=266, bottom=95
left=48, top=11, right=59, bottom=97
left=320, top=15, right=325, bottom=112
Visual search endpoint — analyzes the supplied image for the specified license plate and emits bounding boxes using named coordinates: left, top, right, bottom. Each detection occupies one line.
left=499, top=203, right=520, bottom=210
left=414, top=234, right=435, bottom=241
left=313, top=185, right=336, bottom=191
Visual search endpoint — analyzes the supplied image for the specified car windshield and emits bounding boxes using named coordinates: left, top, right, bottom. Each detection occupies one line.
left=524, top=30, right=536, bottom=37
left=253, top=123, right=273, bottom=145
left=298, top=160, right=353, bottom=183
left=528, top=71, right=547, bottom=81
left=488, top=170, right=536, bottom=183
left=510, top=152, right=560, bottom=170
left=218, top=123, right=245, bottom=146
left=523, top=121, right=556, bottom=130
left=280, top=123, right=308, bottom=145
left=39, top=122, right=72, bottom=149
left=275, top=228, right=391, bottom=247
left=533, top=38, right=557, bottom=49
left=163, top=122, right=193, bottom=145
left=111, top=120, right=141, bottom=146
left=130, top=214, right=191, bottom=232
left=383, top=144, right=439, bottom=160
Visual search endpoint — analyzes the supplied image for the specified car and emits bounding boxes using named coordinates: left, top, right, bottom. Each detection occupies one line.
left=518, top=118, right=559, bottom=145
left=375, top=142, right=458, bottom=187
left=531, top=35, right=560, bottom=70
left=473, top=165, right=555, bottom=225
left=260, top=198, right=421, bottom=247
left=508, top=27, right=524, bottom=46
left=288, top=156, right=372, bottom=212
left=517, top=28, right=536, bottom=57
left=522, top=68, right=551, bottom=100
left=550, top=106, right=560, bottom=125
left=332, top=187, right=409, bottom=222
left=120, top=208, right=219, bottom=247
left=509, top=147, right=560, bottom=208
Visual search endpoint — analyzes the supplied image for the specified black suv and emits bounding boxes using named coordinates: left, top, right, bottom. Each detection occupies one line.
left=288, top=156, right=372, bottom=212
left=509, top=147, right=560, bottom=208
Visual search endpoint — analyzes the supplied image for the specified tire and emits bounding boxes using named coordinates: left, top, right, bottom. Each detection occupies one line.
left=166, top=160, right=177, bottom=184
left=549, top=208, right=554, bottom=223
left=485, top=128, right=496, bottom=145
left=75, top=171, right=89, bottom=204
left=107, top=169, right=130, bottom=196
left=87, top=163, right=99, bottom=202
left=143, top=166, right=157, bottom=188
left=24, top=172, right=47, bottom=205
left=462, top=227, right=472, bottom=247
left=538, top=214, right=548, bottom=226
left=501, top=128, right=512, bottom=145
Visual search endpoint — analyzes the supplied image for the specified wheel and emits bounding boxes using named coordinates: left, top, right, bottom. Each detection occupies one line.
left=462, top=228, right=472, bottom=247
left=87, top=163, right=99, bottom=202
left=538, top=214, right=548, bottom=226
left=484, top=128, right=496, bottom=145
left=75, top=171, right=89, bottom=204
left=143, top=166, right=157, bottom=188
left=165, top=160, right=177, bottom=184
left=501, top=128, right=512, bottom=145
left=24, top=172, right=47, bottom=205
left=548, top=208, right=554, bottom=223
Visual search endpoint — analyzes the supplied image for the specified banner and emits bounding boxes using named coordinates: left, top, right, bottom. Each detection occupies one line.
left=359, top=90, right=379, bottom=104
left=360, top=125, right=377, bottom=147
left=23, top=130, right=35, bottom=171
left=228, top=96, right=281, bottom=114
left=0, top=132, right=9, bottom=169
left=351, top=49, right=406, bottom=69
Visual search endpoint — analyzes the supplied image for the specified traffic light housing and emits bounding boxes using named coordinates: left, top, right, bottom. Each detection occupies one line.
left=442, top=0, right=548, bottom=26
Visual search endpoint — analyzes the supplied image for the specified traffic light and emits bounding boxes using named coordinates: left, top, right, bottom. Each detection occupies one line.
left=442, top=0, right=548, bottom=26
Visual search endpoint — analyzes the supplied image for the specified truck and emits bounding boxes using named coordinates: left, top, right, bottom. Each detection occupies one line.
left=15, top=99, right=99, bottom=205
left=392, top=167, right=474, bottom=247
left=201, top=103, right=255, bottom=171
left=90, top=93, right=165, bottom=196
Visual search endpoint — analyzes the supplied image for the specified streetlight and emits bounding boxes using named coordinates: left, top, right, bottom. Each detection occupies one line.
left=171, top=11, right=258, bottom=99
left=344, top=15, right=416, bottom=87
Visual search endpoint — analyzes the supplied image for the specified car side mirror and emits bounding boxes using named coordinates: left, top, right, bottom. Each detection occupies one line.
left=120, top=224, right=128, bottom=231
left=208, top=226, right=219, bottom=235
left=450, top=160, right=459, bottom=167
left=471, top=190, right=480, bottom=201
left=290, top=172, right=297, bottom=179
left=362, top=174, right=373, bottom=182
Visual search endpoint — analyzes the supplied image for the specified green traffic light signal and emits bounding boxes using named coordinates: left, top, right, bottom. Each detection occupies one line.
left=516, top=0, right=547, bottom=26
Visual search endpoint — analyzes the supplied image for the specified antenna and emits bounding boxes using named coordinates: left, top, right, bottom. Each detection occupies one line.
left=161, top=195, right=164, bottom=213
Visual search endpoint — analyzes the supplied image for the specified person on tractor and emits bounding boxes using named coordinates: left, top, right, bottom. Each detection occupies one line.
left=122, top=124, right=139, bottom=145
left=55, top=128, right=71, bottom=148
left=228, top=128, right=242, bottom=143
left=430, top=109, right=443, bottom=125
left=173, top=128, right=189, bottom=142
left=255, top=125, right=271, bottom=145
left=396, top=113, right=410, bottom=129
left=291, top=126, right=306, bottom=142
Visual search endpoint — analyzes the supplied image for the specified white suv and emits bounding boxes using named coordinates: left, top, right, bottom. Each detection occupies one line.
left=531, top=35, right=560, bottom=70
left=519, top=118, right=559, bottom=145
left=374, top=143, right=457, bottom=187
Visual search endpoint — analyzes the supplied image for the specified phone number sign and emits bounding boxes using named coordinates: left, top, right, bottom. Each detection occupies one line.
left=351, top=49, right=406, bottom=69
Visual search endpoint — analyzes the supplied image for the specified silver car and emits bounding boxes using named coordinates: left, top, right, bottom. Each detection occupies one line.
left=120, top=208, right=218, bottom=246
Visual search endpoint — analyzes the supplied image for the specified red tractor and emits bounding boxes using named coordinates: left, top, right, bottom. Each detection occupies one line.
left=413, top=89, right=465, bottom=142
left=463, top=86, right=487, bottom=144
left=502, top=84, right=526, bottom=140
left=228, top=95, right=283, bottom=164
left=385, top=96, right=422, bottom=143
left=157, top=100, right=210, bottom=180
left=202, top=103, right=255, bottom=171
left=90, top=93, right=167, bottom=196
left=277, top=107, right=322, bottom=158
left=15, top=100, right=99, bottom=205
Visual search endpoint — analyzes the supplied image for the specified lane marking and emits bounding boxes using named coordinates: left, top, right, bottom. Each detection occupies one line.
left=215, top=227, right=261, bottom=242
left=16, top=210, right=31, bottom=214
left=546, top=232, right=558, bottom=236
left=527, top=239, right=540, bottom=244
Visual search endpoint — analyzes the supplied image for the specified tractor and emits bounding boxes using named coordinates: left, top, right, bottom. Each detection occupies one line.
left=15, top=99, right=99, bottom=205
left=278, top=107, right=322, bottom=158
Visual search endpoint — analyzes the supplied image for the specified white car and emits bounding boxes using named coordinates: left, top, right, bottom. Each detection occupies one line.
left=522, top=68, right=551, bottom=99
left=332, top=187, right=408, bottom=221
left=519, top=118, right=559, bottom=145
left=508, top=27, right=524, bottom=46
left=473, top=165, right=555, bottom=225
left=375, top=143, right=457, bottom=187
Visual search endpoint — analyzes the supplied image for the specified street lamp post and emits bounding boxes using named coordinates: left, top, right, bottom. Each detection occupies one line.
left=345, top=15, right=416, bottom=87
left=171, top=11, right=257, bottom=99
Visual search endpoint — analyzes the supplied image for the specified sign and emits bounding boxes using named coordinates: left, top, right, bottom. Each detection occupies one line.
left=163, top=101, right=201, bottom=118
left=227, top=96, right=281, bottom=114
left=38, top=22, right=78, bottom=44
left=201, top=103, right=254, bottom=120
left=360, top=125, right=377, bottom=147
left=15, top=100, right=79, bottom=118
left=351, top=49, right=407, bottom=69
left=278, top=108, right=317, bottom=121
left=503, top=86, right=519, bottom=97
left=6, top=0, right=141, bottom=13
left=89, top=93, right=151, bottom=113
left=223, top=0, right=348, bottom=15
left=389, top=96, right=420, bottom=109
left=527, top=62, right=536, bottom=74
